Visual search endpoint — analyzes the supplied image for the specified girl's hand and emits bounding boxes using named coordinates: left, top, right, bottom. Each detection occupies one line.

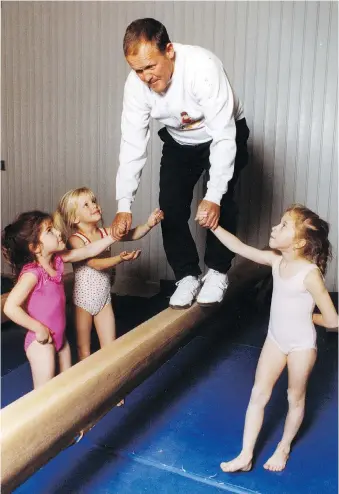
left=147, top=208, right=164, bottom=228
left=119, top=250, right=141, bottom=262
left=306, top=270, right=338, bottom=329
left=313, top=312, right=338, bottom=331
left=195, top=200, right=220, bottom=230
left=195, top=210, right=208, bottom=222
left=36, top=325, right=53, bottom=345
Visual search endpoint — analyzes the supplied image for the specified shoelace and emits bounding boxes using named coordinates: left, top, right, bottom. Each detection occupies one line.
left=175, top=277, right=199, bottom=291
left=201, top=271, right=228, bottom=289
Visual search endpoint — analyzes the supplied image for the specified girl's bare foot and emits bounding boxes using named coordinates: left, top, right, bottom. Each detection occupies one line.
left=220, top=453, right=252, bottom=473
left=264, top=443, right=290, bottom=472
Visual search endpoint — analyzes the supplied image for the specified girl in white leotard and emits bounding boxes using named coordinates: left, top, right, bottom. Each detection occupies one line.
left=54, top=187, right=163, bottom=363
left=197, top=204, right=338, bottom=473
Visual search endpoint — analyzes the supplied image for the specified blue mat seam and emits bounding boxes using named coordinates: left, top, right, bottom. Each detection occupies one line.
left=90, top=442, right=261, bottom=494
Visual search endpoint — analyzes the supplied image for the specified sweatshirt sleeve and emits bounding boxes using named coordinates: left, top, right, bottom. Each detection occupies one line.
left=192, top=55, right=237, bottom=205
left=116, top=72, right=151, bottom=213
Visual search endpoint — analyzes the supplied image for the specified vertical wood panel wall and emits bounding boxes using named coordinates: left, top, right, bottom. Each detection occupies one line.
left=1, top=1, right=337, bottom=290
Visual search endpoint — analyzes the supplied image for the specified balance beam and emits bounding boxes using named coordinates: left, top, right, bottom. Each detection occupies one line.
left=1, top=261, right=270, bottom=493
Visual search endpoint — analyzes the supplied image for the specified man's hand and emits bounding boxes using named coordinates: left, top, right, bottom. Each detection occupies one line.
left=111, top=212, right=132, bottom=240
left=195, top=200, right=220, bottom=230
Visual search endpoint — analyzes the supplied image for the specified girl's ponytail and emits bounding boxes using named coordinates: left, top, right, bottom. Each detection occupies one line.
left=286, top=204, right=332, bottom=275
left=2, top=211, right=52, bottom=278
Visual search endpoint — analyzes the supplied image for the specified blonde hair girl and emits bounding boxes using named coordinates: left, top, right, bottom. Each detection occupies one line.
left=55, top=187, right=163, bottom=362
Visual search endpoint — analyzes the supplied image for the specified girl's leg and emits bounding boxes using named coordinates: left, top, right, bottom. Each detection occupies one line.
left=94, top=303, right=116, bottom=347
left=94, top=303, right=124, bottom=406
left=26, top=340, right=56, bottom=389
left=58, top=339, right=72, bottom=372
left=75, top=306, right=93, bottom=361
left=264, top=348, right=317, bottom=471
left=221, top=337, right=287, bottom=472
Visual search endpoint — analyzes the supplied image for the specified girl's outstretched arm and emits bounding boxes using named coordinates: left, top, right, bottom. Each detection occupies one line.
left=304, top=269, right=338, bottom=330
left=67, top=235, right=141, bottom=270
left=85, top=251, right=140, bottom=270
left=4, top=273, right=53, bottom=342
left=61, top=234, right=115, bottom=263
left=212, top=226, right=278, bottom=266
left=106, top=208, right=164, bottom=242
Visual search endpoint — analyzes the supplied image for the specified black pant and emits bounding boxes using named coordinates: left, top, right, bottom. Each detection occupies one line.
left=159, top=118, right=250, bottom=281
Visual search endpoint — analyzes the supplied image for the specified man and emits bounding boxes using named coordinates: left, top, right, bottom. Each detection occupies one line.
left=112, top=18, right=250, bottom=309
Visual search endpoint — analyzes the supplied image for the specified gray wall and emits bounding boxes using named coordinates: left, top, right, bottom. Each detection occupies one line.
left=1, top=1, right=338, bottom=290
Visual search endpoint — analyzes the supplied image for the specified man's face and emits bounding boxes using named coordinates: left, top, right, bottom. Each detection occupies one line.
left=126, top=42, right=175, bottom=94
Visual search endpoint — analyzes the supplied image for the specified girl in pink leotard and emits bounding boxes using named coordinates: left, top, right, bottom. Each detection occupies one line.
left=2, top=210, right=116, bottom=389
left=197, top=204, right=338, bottom=472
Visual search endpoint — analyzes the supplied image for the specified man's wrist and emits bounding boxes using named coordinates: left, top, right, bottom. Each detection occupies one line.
left=117, top=198, right=132, bottom=213
left=203, top=188, right=223, bottom=205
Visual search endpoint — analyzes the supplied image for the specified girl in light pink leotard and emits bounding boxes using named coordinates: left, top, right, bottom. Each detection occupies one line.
left=2, top=210, right=116, bottom=389
left=198, top=204, right=338, bottom=473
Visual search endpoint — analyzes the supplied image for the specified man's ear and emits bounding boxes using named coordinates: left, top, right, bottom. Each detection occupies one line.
left=165, top=43, right=175, bottom=60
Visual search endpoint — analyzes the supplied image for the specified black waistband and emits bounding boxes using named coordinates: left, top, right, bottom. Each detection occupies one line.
left=158, top=118, right=249, bottom=149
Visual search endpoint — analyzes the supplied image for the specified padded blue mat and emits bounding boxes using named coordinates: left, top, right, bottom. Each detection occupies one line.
left=5, top=331, right=337, bottom=494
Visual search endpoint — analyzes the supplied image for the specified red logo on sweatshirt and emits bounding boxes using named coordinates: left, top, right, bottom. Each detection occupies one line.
left=180, top=111, right=202, bottom=130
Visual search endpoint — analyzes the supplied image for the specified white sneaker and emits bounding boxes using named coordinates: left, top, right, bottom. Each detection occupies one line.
left=169, top=276, right=201, bottom=309
left=196, top=269, right=229, bottom=307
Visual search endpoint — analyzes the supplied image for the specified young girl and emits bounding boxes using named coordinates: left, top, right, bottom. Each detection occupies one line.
left=198, top=204, right=338, bottom=472
left=2, top=210, right=119, bottom=390
left=54, top=187, right=164, bottom=362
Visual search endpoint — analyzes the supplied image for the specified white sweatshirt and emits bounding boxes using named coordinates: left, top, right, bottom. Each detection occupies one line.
left=117, top=43, right=244, bottom=213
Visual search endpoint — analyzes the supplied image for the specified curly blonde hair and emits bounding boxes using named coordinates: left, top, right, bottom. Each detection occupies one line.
left=53, top=187, right=97, bottom=241
left=286, top=204, right=332, bottom=275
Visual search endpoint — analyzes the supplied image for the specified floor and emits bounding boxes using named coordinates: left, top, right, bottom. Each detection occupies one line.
left=2, top=287, right=338, bottom=493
